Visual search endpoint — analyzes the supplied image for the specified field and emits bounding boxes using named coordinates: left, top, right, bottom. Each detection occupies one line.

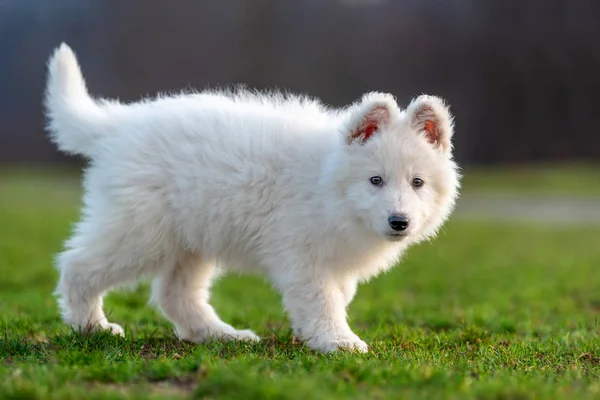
left=1, top=166, right=600, bottom=399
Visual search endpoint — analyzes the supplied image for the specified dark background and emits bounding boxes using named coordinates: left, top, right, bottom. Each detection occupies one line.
left=1, top=0, right=598, bottom=166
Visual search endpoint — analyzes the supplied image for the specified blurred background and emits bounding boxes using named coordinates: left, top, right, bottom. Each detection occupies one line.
left=2, top=0, right=600, bottom=165
left=0, top=0, right=599, bottom=220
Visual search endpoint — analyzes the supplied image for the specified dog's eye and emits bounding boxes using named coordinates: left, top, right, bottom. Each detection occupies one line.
left=370, top=176, right=383, bottom=186
left=412, top=177, right=424, bottom=188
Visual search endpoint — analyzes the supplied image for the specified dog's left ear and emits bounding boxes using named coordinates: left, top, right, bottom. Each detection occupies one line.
left=406, top=95, right=454, bottom=154
left=344, top=92, right=400, bottom=145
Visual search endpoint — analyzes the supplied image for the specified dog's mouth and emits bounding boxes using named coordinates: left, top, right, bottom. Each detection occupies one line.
left=385, top=232, right=408, bottom=241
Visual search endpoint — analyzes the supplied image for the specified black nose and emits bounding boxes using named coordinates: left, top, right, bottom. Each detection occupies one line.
left=388, top=214, right=409, bottom=231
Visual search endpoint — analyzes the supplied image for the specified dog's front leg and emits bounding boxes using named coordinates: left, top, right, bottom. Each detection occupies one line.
left=275, top=272, right=368, bottom=353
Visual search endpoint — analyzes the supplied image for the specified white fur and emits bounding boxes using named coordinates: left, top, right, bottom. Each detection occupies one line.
left=44, top=43, right=460, bottom=353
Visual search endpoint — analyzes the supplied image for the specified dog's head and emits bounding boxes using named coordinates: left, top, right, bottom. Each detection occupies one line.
left=332, top=92, right=460, bottom=243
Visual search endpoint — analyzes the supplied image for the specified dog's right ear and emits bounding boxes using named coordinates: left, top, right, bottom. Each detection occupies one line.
left=405, top=95, right=454, bottom=154
left=344, top=93, right=400, bottom=145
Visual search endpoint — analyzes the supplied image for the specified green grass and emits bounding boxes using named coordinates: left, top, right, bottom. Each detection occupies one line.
left=1, top=167, right=600, bottom=399
left=460, top=163, right=600, bottom=196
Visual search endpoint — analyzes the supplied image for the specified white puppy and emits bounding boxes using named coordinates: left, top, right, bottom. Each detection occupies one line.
left=44, top=43, right=460, bottom=353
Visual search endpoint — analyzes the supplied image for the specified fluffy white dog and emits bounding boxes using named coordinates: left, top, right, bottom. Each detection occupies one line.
left=44, top=43, right=460, bottom=353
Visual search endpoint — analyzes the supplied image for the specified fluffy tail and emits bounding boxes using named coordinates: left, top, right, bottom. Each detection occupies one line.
left=44, top=43, right=110, bottom=158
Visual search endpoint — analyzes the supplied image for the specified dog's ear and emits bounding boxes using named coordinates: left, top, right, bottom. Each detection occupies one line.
left=345, top=93, right=400, bottom=145
left=405, top=95, right=454, bottom=153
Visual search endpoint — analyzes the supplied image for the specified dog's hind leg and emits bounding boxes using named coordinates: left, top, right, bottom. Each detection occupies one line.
left=55, top=247, right=135, bottom=336
left=151, top=252, right=259, bottom=343
left=54, top=211, right=163, bottom=336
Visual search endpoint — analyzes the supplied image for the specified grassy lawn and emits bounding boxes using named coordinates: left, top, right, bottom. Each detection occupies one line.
left=460, top=163, right=600, bottom=196
left=1, top=167, right=600, bottom=399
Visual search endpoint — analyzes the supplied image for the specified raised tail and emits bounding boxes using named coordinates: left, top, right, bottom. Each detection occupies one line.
left=44, top=43, right=111, bottom=158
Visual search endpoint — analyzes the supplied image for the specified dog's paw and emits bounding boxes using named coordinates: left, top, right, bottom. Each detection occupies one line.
left=82, top=321, right=125, bottom=336
left=102, top=322, right=125, bottom=336
left=309, top=337, right=369, bottom=353
left=179, top=327, right=260, bottom=343
left=222, top=329, right=260, bottom=343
